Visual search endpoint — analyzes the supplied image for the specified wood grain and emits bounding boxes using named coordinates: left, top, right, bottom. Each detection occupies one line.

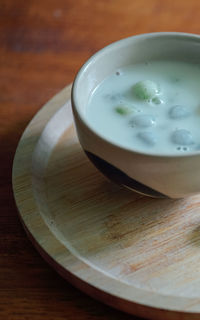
left=12, top=86, right=200, bottom=320
left=2, top=0, right=200, bottom=319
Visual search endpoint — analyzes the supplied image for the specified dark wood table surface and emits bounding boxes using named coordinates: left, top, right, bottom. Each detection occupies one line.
left=1, top=1, right=200, bottom=319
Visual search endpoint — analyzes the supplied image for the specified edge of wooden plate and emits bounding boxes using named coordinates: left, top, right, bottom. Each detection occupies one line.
left=12, top=85, right=200, bottom=320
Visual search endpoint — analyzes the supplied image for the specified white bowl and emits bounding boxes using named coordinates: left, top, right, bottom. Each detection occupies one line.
left=71, top=32, right=200, bottom=198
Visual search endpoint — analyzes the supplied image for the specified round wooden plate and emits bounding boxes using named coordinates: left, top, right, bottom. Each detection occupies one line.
left=12, top=85, right=200, bottom=320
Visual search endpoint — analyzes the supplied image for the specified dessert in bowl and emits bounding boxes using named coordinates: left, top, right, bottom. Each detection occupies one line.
left=71, top=32, right=200, bottom=198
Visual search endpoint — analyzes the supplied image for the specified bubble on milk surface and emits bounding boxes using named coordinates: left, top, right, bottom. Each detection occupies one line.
left=115, top=70, right=122, bottom=76
left=152, top=96, right=163, bottom=105
left=176, top=146, right=189, bottom=151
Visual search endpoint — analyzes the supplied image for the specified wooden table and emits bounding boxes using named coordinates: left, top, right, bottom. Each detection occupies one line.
left=1, top=1, right=200, bottom=319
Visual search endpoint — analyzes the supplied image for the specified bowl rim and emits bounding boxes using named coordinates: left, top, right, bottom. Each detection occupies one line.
left=71, top=31, right=200, bottom=158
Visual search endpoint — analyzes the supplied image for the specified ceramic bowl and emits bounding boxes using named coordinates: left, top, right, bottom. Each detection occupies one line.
left=71, top=32, right=200, bottom=198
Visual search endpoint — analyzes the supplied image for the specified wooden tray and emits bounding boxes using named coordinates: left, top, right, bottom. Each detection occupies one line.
left=12, top=85, right=200, bottom=320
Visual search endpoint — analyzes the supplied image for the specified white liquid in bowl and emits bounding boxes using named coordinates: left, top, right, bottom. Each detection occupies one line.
left=86, top=60, right=200, bottom=155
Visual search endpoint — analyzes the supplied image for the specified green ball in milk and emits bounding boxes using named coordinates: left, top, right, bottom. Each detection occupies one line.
left=115, top=105, right=134, bottom=115
left=133, top=80, right=159, bottom=100
left=86, top=60, right=200, bottom=154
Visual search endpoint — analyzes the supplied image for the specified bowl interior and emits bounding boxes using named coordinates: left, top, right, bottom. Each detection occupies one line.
left=73, top=33, right=200, bottom=120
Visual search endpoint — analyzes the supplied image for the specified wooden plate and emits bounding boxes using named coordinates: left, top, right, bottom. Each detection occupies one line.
left=12, top=85, right=200, bottom=320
